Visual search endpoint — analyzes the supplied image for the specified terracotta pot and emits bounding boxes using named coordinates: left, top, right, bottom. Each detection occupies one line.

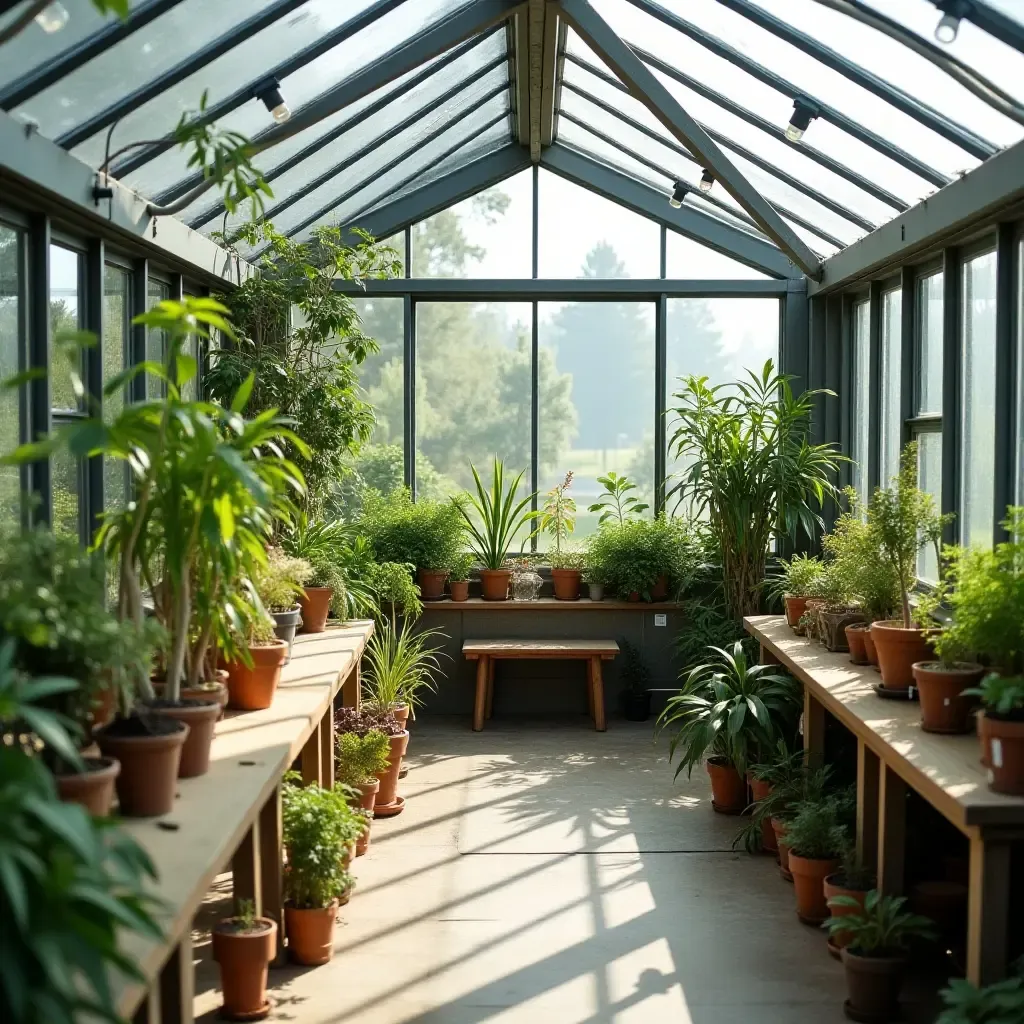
left=95, top=719, right=189, bottom=817
left=298, top=586, right=333, bottom=634
left=551, top=568, right=582, bottom=601
left=89, top=683, right=118, bottom=731
left=824, top=875, right=870, bottom=953
left=749, top=776, right=776, bottom=852
left=650, top=574, right=669, bottom=601
left=978, top=711, right=1024, bottom=795
left=212, top=916, right=277, bottom=1021
left=847, top=623, right=870, bottom=665
left=910, top=881, right=967, bottom=944
left=180, top=680, right=229, bottom=712
left=870, top=621, right=934, bottom=690
left=788, top=852, right=840, bottom=924
left=820, top=608, right=865, bottom=653
left=285, top=903, right=338, bottom=966
left=145, top=699, right=221, bottom=778
left=841, top=948, right=907, bottom=1023
left=706, top=756, right=746, bottom=814
left=627, top=591, right=642, bottom=603
left=351, top=778, right=379, bottom=856
left=55, top=756, right=120, bottom=816
left=863, top=627, right=879, bottom=667
left=772, top=818, right=793, bottom=881
left=479, top=569, right=511, bottom=601
left=912, top=662, right=983, bottom=735
left=374, top=730, right=410, bottom=815
left=225, top=641, right=289, bottom=711
left=784, top=595, right=810, bottom=630
left=418, top=568, right=448, bottom=601
left=392, top=704, right=410, bottom=730
left=449, top=579, right=470, bottom=602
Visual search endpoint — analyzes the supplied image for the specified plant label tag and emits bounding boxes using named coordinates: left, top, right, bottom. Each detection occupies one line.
left=908, top=686, right=915, bottom=700
left=654, top=613, right=667, bottom=627
left=991, top=738, right=1003, bottom=768
left=943, top=697, right=951, bottom=706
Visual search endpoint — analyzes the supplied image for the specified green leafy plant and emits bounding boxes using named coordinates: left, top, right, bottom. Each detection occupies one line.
left=783, top=794, right=851, bottom=860
left=936, top=960, right=1024, bottom=1023
left=254, top=548, right=312, bottom=613
left=449, top=552, right=475, bottom=584
left=461, top=458, right=538, bottom=570
left=657, top=641, right=800, bottom=778
left=769, top=554, right=825, bottom=601
left=824, top=890, right=936, bottom=956
left=233, top=898, right=258, bottom=933
left=539, top=471, right=576, bottom=560
left=963, top=674, right=1024, bottom=720
left=618, top=638, right=651, bottom=696
left=335, top=729, right=391, bottom=788
left=667, top=360, right=844, bottom=621
left=367, top=562, right=423, bottom=620
left=357, top=488, right=465, bottom=572
left=588, top=472, right=649, bottom=525
left=362, top=617, right=446, bottom=716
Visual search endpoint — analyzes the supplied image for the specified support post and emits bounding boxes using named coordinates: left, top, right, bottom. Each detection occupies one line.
left=259, top=785, right=285, bottom=964
left=300, top=723, right=323, bottom=786
left=856, top=740, right=880, bottom=872
left=966, top=831, right=1011, bottom=985
left=473, top=656, right=489, bottom=731
left=231, top=823, right=261, bottom=916
left=341, top=661, right=360, bottom=709
left=158, top=932, right=194, bottom=1024
left=590, top=656, right=606, bottom=732
left=802, top=689, right=826, bottom=765
left=319, top=707, right=334, bottom=788
left=876, top=766, right=906, bottom=896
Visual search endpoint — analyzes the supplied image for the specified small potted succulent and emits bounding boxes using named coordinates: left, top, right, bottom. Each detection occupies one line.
left=255, top=548, right=312, bottom=661
left=617, top=639, right=652, bottom=721
left=827, top=890, right=936, bottom=1022
left=212, top=899, right=278, bottom=1021
left=335, top=729, right=391, bottom=855
left=784, top=794, right=851, bottom=925
left=935, top=961, right=1024, bottom=1023
left=540, top=472, right=582, bottom=600
left=823, top=845, right=876, bottom=957
left=448, top=552, right=474, bottom=602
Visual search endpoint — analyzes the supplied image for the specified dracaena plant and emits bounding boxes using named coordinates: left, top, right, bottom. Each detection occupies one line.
left=461, top=458, right=538, bottom=570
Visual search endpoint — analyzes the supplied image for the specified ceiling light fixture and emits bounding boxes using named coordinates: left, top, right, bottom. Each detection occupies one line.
left=699, top=169, right=714, bottom=193
left=34, top=1, right=69, bottom=33
left=669, top=181, right=689, bottom=208
left=785, top=96, right=820, bottom=143
left=934, top=0, right=971, bottom=44
left=255, top=78, right=290, bottom=123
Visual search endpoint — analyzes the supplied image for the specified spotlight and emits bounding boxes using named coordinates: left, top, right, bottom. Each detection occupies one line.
left=934, top=0, right=971, bottom=43
left=256, top=78, right=290, bottom=123
left=34, top=2, right=69, bottom=32
left=669, top=181, right=689, bottom=208
left=699, top=169, right=714, bottom=193
left=785, top=96, right=820, bottom=143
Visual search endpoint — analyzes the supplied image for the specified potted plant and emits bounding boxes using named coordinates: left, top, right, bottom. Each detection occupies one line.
left=284, top=516, right=350, bottom=633
left=868, top=443, right=949, bottom=690
left=281, top=775, right=363, bottom=966
left=824, top=845, right=876, bottom=956
left=771, top=554, right=825, bottom=633
left=255, top=547, right=312, bottom=661
left=964, top=675, right=1024, bottom=794
left=618, top=639, right=652, bottom=721
left=657, top=641, right=800, bottom=814
left=935, top=962, right=1024, bottom=1023
left=583, top=565, right=605, bottom=602
left=539, top=471, right=582, bottom=600
left=223, top=610, right=289, bottom=712
left=827, top=890, right=936, bottom=1022
left=785, top=794, right=851, bottom=924
left=335, top=729, right=391, bottom=855
left=367, top=560, right=424, bottom=620
left=448, top=552, right=474, bottom=602
left=461, top=457, right=538, bottom=601
left=810, top=561, right=863, bottom=653
left=212, top=899, right=278, bottom=1021
left=588, top=471, right=650, bottom=526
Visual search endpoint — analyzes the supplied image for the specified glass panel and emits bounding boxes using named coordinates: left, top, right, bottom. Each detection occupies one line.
left=51, top=442, right=80, bottom=541
left=917, top=271, right=943, bottom=415
left=0, top=223, right=22, bottom=522
left=538, top=169, right=660, bottom=278
left=665, top=230, right=771, bottom=280
left=1019, top=240, right=1024, bottom=505
left=103, top=264, right=129, bottom=511
left=412, top=170, right=532, bottom=279
left=851, top=299, right=871, bottom=505
left=960, top=249, right=997, bottom=548
left=539, top=301, right=655, bottom=543
left=49, top=244, right=82, bottom=413
left=147, top=278, right=170, bottom=400
left=879, top=287, right=902, bottom=486
left=415, top=302, right=532, bottom=514
left=917, top=431, right=942, bottom=582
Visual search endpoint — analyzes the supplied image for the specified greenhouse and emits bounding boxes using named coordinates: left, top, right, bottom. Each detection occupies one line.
left=2, top=0, right=1024, bottom=1022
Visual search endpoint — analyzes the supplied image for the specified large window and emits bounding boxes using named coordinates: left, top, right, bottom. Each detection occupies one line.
left=665, top=230, right=771, bottom=280
left=0, top=223, right=21, bottom=523
left=104, top=264, right=130, bottom=512
left=960, top=249, right=997, bottom=548
left=851, top=299, right=871, bottom=505
left=878, top=286, right=902, bottom=487
left=146, top=278, right=170, bottom=400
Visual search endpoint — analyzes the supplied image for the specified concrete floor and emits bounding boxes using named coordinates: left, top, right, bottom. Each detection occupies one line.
left=194, top=716, right=850, bottom=1023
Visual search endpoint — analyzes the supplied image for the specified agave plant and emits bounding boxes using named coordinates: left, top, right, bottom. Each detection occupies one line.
left=461, top=457, right=537, bottom=570
left=657, top=640, right=801, bottom=778
left=362, top=617, right=447, bottom=716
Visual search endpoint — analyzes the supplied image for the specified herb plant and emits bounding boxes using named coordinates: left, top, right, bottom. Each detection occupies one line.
left=357, top=488, right=465, bottom=572
left=824, top=890, right=936, bottom=956
left=963, top=674, right=1024, bottom=720
left=335, top=729, right=391, bottom=788
left=783, top=794, right=851, bottom=860
left=367, top=562, right=423, bottom=620
left=618, top=638, right=651, bottom=695
left=449, top=552, right=475, bottom=583
left=936, top=961, right=1024, bottom=1023
left=255, top=548, right=312, bottom=613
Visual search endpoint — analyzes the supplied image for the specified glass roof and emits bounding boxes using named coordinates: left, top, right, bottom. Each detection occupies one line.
left=1, top=0, right=1022, bottom=274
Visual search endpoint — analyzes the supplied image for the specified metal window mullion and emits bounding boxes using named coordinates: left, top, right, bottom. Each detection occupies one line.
left=404, top=226, right=412, bottom=278
left=868, top=281, right=883, bottom=493
left=839, top=296, right=852, bottom=492
left=530, top=301, right=539, bottom=552
left=131, top=258, right=149, bottom=403
left=404, top=294, right=415, bottom=496
left=993, top=222, right=1017, bottom=543
left=654, top=293, right=667, bottom=514
left=659, top=225, right=667, bottom=279
left=900, top=266, right=915, bottom=451
left=84, top=238, right=105, bottom=542
left=941, top=247, right=962, bottom=546
left=532, top=163, right=539, bottom=280
left=27, top=214, right=50, bottom=525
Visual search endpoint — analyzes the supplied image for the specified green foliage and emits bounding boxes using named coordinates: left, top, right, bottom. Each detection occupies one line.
left=335, top=729, right=391, bottom=788
left=618, top=638, right=651, bottom=695
left=461, top=458, right=538, bottom=570
left=587, top=471, right=649, bottom=526
left=964, top=674, right=1024, bottom=718
left=667, top=360, right=844, bottom=621
left=281, top=776, right=363, bottom=910
left=657, top=641, right=801, bottom=778
left=362, top=617, right=446, bottom=714
left=825, top=890, right=936, bottom=956
left=357, top=488, right=465, bottom=572
left=539, top=471, right=576, bottom=558
left=783, top=794, right=851, bottom=860
left=367, top=562, right=423, bottom=620
left=937, top=961, right=1024, bottom=1023
left=234, top=899, right=257, bottom=932
left=449, top=552, right=475, bottom=583
left=674, top=594, right=752, bottom=676
left=254, top=548, right=311, bottom=612
left=549, top=546, right=585, bottom=571
left=769, top=554, right=825, bottom=600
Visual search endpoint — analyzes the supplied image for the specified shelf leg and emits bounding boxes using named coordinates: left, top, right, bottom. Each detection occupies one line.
left=967, top=831, right=1011, bottom=986
left=341, top=661, right=359, bottom=708
left=856, top=739, right=880, bottom=874
left=259, top=784, right=286, bottom=965
left=485, top=657, right=495, bottom=720
left=876, top=765, right=906, bottom=896
left=586, top=658, right=595, bottom=721
left=231, top=822, right=261, bottom=916
left=158, top=931, right=194, bottom=1024
left=319, top=706, right=334, bottom=788
left=802, top=688, right=826, bottom=766
left=590, top=656, right=606, bottom=732
left=473, top=656, right=488, bottom=731
left=300, top=719, right=322, bottom=786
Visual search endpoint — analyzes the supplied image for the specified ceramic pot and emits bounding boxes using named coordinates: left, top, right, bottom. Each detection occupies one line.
left=912, top=662, right=983, bottom=734
left=272, top=605, right=302, bottom=661
left=824, top=875, right=870, bottom=954
left=418, top=568, right=448, bottom=601
left=784, top=595, right=810, bottom=630
left=479, top=569, right=512, bottom=601
left=212, top=916, right=277, bottom=1021
left=298, top=586, right=333, bottom=634
left=143, top=698, right=221, bottom=778
left=841, top=948, right=906, bottom=1023
left=285, top=902, right=338, bottom=966
left=225, top=640, right=289, bottom=711
left=392, top=704, right=410, bottom=731
left=772, top=817, right=793, bottom=881
left=374, top=730, right=410, bottom=816
left=551, top=568, right=582, bottom=601
left=449, top=579, right=470, bottom=602
left=749, top=777, right=776, bottom=852
left=788, top=852, right=840, bottom=924
left=649, top=575, right=669, bottom=601
left=706, top=756, right=746, bottom=814
left=95, top=718, right=188, bottom=817
left=978, top=711, right=1024, bottom=795
left=588, top=583, right=604, bottom=602
left=870, top=621, right=934, bottom=689
left=55, top=756, right=120, bottom=816
left=351, top=778, right=379, bottom=856
left=863, top=627, right=879, bottom=667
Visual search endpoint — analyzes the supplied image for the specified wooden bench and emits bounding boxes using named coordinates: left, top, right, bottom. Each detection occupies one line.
left=462, top=639, right=619, bottom=732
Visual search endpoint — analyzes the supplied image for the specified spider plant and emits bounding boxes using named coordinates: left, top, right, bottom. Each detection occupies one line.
left=461, top=457, right=538, bottom=570
left=362, top=617, right=446, bottom=717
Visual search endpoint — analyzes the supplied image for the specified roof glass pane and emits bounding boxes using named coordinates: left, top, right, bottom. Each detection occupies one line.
left=665, top=230, right=771, bottom=280
left=983, top=0, right=1024, bottom=25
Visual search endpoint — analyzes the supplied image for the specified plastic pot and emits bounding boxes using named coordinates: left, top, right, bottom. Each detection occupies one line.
left=841, top=948, right=907, bottom=1023
left=479, top=569, right=512, bottom=601
left=212, top=916, right=277, bottom=1021
left=143, top=698, right=221, bottom=778
left=272, top=605, right=302, bottom=661
left=225, top=640, right=289, bottom=711
left=784, top=595, right=810, bottom=630
left=551, top=568, right=582, bottom=601
left=298, top=586, right=333, bottom=634
left=870, top=621, right=934, bottom=690
left=418, top=568, right=448, bottom=601
left=912, top=661, right=983, bottom=734
left=788, top=852, right=840, bottom=924
left=374, top=730, right=410, bottom=816
left=55, top=756, right=120, bottom=816
left=978, top=711, right=1024, bottom=795
left=449, top=579, right=470, bottom=602
left=95, top=717, right=188, bottom=817
left=285, top=902, right=338, bottom=966
left=588, top=583, right=604, bottom=602
left=706, top=756, right=746, bottom=814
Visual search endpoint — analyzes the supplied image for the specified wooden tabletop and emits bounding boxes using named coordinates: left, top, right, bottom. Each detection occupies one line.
left=114, top=621, right=374, bottom=1016
left=425, top=598, right=684, bottom=611
left=745, top=615, right=1024, bottom=831
left=463, top=639, right=620, bottom=658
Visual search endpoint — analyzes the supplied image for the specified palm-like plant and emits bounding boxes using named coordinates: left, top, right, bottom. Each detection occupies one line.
left=461, top=457, right=537, bottom=570
left=657, top=640, right=801, bottom=778
left=362, top=617, right=446, bottom=716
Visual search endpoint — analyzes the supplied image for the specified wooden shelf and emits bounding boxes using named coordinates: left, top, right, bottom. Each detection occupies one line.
left=422, top=598, right=684, bottom=611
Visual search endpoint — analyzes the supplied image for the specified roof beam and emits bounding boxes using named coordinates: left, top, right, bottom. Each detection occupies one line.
left=963, top=0, right=1024, bottom=54
left=557, top=0, right=820, bottom=278
left=542, top=143, right=801, bottom=278
left=512, top=12, right=530, bottom=145
left=333, top=277, right=792, bottom=298
left=539, top=1, right=561, bottom=148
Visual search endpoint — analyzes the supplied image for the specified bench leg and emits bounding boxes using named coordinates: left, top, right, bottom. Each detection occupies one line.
left=586, top=659, right=595, bottom=721
left=590, top=656, right=606, bottom=732
left=966, top=831, right=1011, bottom=985
left=876, top=765, right=906, bottom=896
left=473, top=656, right=488, bottom=731
left=485, top=658, right=495, bottom=720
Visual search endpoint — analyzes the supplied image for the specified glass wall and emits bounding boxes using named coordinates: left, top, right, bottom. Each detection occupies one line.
left=104, top=264, right=130, bottom=512
left=665, top=230, right=771, bottom=280
left=851, top=299, right=871, bottom=505
left=49, top=244, right=82, bottom=536
left=915, top=270, right=943, bottom=582
left=0, top=223, right=21, bottom=523
left=878, top=285, right=902, bottom=487
left=147, top=278, right=170, bottom=400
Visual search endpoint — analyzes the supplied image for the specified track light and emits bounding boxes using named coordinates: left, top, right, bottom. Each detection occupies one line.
left=785, top=96, right=820, bottom=143
left=34, top=1, right=69, bottom=32
left=934, top=0, right=971, bottom=43
left=699, top=169, right=714, bottom=193
left=669, top=181, right=689, bottom=208
left=255, top=78, right=290, bottom=123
